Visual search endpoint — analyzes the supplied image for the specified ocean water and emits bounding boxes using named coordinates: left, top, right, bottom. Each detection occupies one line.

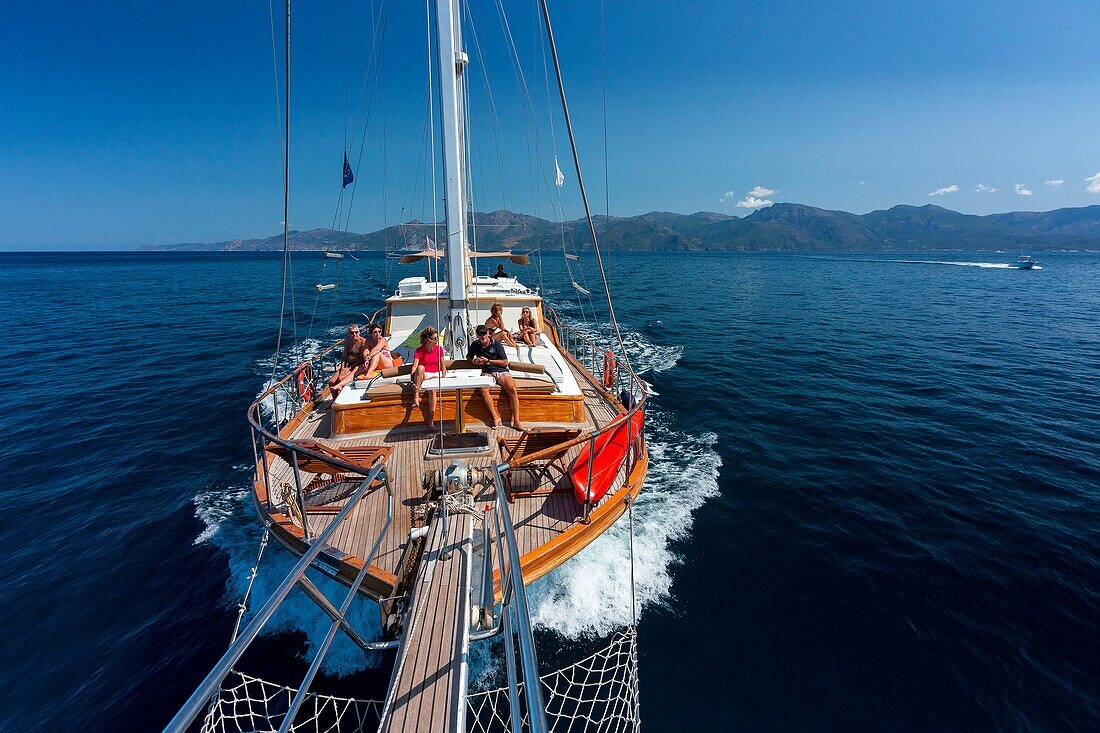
left=0, top=251, right=1097, bottom=732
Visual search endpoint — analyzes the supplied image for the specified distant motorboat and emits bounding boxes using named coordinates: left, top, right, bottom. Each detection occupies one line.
left=1009, top=255, right=1037, bottom=269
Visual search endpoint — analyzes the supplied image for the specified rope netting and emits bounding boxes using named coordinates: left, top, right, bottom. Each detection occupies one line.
left=467, top=629, right=640, bottom=733
left=199, top=672, right=384, bottom=733
left=199, top=629, right=638, bottom=733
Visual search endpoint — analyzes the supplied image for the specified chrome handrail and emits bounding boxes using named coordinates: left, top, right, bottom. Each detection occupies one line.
left=490, top=464, right=549, bottom=733
left=164, top=461, right=391, bottom=733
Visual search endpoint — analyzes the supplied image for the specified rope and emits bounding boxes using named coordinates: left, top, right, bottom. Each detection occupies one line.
left=536, top=0, right=632, bottom=375
left=628, top=499, right=637, bottom=627
left=600, top=0, right=613, bottom=289
left=200, top=632, right=640, bottom=733
left=230, top=527, right=272, bottom=644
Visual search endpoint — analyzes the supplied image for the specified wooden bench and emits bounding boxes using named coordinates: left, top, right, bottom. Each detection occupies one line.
left=267, top=441, right=393, bottom=513
left=497, top=428, right=582, bottom=502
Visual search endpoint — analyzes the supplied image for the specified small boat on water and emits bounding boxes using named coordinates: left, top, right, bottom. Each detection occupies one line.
left=1010, top=255, right=1038, bottom=268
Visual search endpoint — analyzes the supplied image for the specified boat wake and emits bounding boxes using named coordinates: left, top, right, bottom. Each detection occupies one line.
left=526, top=319, right=719, bottom=637
left=194, top=476, right=388, bottom=676
left=893, top=260, right=1043, bottom=269
left=192, top=336, right=387, bottom=675
left=527, top=409, right=720, bottom=637
left=193, top=320, right=718, bottom=676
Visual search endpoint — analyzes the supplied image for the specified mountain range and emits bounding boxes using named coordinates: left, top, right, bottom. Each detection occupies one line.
left=142, top=203, right=1100, bottom=253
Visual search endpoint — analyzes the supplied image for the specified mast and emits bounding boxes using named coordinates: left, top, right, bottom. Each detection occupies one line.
left=434, top=0, right=471, bottom=357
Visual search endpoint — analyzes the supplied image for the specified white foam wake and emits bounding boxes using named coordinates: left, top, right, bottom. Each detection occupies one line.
left=192, top=337, right=386, bottom=675
left=523, top=316, right=719, bottom=637
left=194, top=482, right=387, bottom=675
left=526, top=410, right=720, bottom=637
left=893, top=260, right=1042, bottom=269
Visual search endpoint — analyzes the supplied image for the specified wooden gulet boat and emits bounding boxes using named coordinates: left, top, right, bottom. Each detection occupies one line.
left=166, top=0, right=648, bottom=731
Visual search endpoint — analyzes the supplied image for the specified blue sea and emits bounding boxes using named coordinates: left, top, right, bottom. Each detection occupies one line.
left=0, top=251, right=1097, bottom=732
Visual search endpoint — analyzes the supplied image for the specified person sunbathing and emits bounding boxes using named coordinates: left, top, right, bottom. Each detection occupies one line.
left=362, top=323, right=395, bottom=374
left=409, top=327, right=446, bottom=430
left=517, top=307, right=540, bottom=346
left=327, top=324, right=366, bottom=398
left=329, top=323, right=394, bottom=396
left=485, top=302, right=519, bottom=348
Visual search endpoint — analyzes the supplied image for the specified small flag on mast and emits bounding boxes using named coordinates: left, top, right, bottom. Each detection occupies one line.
left=342, top=152, right=355, bottom=188
left=554, top=157, right=565, bottom=188
left=426, top=235, right=438, bottom=251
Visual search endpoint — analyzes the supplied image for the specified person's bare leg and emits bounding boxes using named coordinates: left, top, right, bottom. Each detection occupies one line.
left=522, top=330, right=537, bottom=346
left=494, top=331, right=519, bottom=348
left=328, top=366, right=348, bottom=395
left=411, top=365, right=424, bottom=407
left=330, top=366, right=357, bottom=397
left=502, top=374, right=523, bottom=430
left=479, top=386, right=502, bottom=427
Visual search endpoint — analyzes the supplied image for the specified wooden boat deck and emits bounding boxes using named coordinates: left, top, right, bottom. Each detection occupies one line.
left=250, top=346, right=648, bottom=729
left=379, top=511, right=472, bottom=733
left=256, top=358, right=638, bottom=601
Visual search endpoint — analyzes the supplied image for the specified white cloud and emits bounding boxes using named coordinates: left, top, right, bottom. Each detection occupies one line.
left=748, top=185, right=777, bottom=197
left=1045, top=179, right=1064, bottom=187
left=859, top=181, right=866, bottom=186
left=928, top=184, right=959, bottom=196
left=1015, top=184, right=1033, bottom=196
left=720, top=190, right=735, bottom=202
left=974, top=183, right=997, bottom=193
left=736, top=196, right=773, bottom=209
left=1087, top=172, right=1100, bottom=194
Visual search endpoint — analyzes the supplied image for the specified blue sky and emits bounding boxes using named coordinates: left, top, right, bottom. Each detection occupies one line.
left=2, top=0, right=1099, bottom=248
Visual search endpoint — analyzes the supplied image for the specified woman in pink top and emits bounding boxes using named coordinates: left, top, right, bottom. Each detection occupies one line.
left=410, top=327, right=446, bottom=429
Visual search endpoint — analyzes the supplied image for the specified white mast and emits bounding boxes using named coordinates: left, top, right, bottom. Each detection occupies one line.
left=435, top=0, right=471, bottom=357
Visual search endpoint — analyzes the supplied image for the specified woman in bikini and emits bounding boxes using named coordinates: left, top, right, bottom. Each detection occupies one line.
left=516, top=307, right=540, bottom=346
left=409, top=327, right=446, bottom=429
left=484, top=302, right=518, bottom=348
left=361, top=323, right=395, bottom=375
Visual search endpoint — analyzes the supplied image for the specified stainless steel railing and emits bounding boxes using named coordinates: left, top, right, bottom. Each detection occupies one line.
left=480, top=463, right=549, bottom=733
left=164, top=460, right=393, bottom=733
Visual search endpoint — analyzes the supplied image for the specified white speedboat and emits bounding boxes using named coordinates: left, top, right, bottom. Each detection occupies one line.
left=1010, top=255, right=1038, bottom=268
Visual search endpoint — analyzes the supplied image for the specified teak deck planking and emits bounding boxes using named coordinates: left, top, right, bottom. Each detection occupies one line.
left=378, top=512, right=472, bottom=733
left=257, top=358, right=644, bottom=601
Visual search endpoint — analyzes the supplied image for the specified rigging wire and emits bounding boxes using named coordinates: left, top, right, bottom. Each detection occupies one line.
left=486, top=0, right=594, bottom=318
left=537, top=0, right=631, bottom=373
left=600, top=0, right=613, bottom=288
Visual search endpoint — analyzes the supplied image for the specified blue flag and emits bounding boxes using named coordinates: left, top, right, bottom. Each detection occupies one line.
left=342, top=152, right=355, bottom=188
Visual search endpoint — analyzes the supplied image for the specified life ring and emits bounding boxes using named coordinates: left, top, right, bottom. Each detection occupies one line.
left=602, top=349, right=616, bottom=388
left=296, top=362, right=314, bottom=402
